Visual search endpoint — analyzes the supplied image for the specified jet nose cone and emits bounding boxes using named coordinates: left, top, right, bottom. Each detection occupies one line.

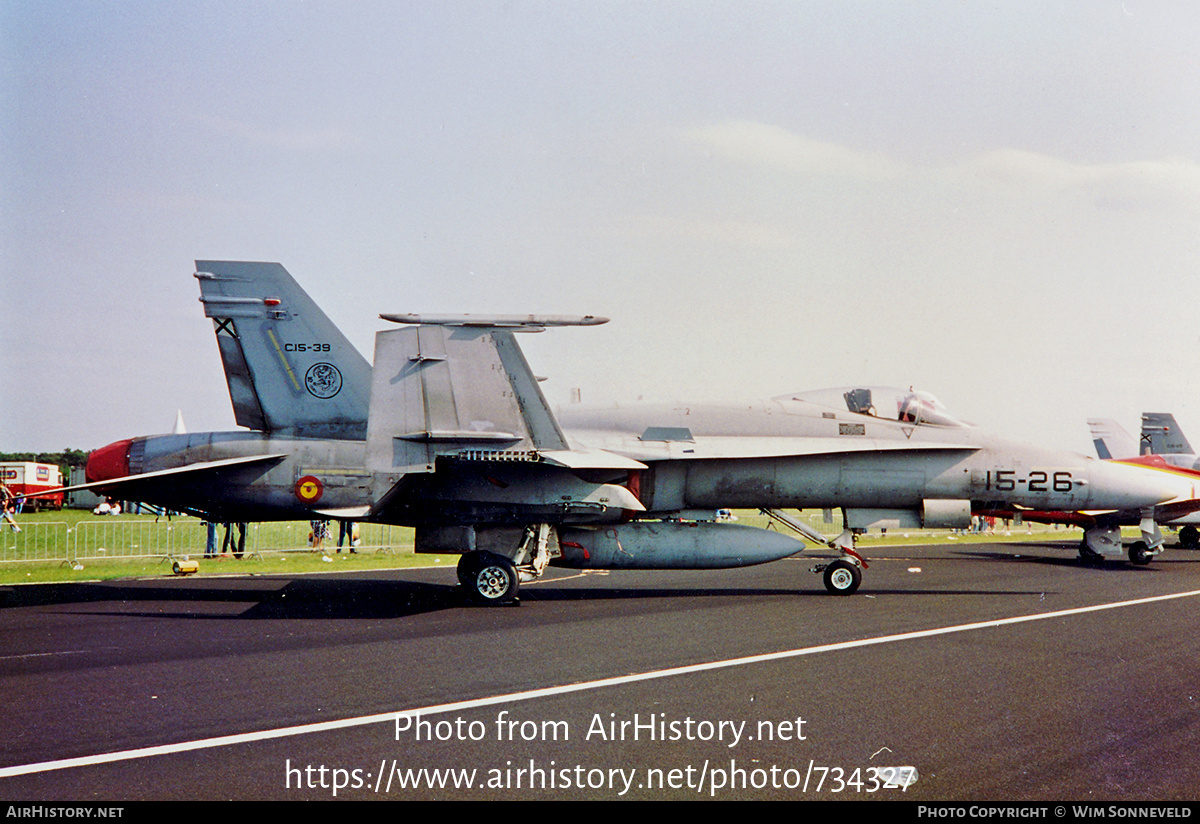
left=86, top=439, right=132, bottom=483
left=1087, top=460, right=1198, bottom=510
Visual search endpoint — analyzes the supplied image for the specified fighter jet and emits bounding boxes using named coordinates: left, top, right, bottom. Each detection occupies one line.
left=976, top=417, right=1200, bottom=562
left=78, top=262, right=1198, bottom=602
left=1130, top=413, right=1200, bottom=548
left=1091, top=414, right=1200, bottom=471
left=1083, top=416, right=1200, bottom=551
left=1137, top=413, right=1200, bottom=470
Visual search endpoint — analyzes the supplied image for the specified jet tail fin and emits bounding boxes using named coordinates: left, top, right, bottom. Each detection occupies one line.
left=195, top=261, right=372, bottom=440
left=1087, top=418, right=1139, bottom=460
left=1141, top=412, right=1193, bottom=455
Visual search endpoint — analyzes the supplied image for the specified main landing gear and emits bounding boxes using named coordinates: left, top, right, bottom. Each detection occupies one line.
left=1078, top=523, right=1164, bottom=567
left=1077, top=540, right=1106, bottom=568
left=1127, top=541, right=1153, bottom=566
left=456, top=524, right=555, bottom=605
left=457, top=551, right=520, bottom=603
left=1078, top=539, right=1156, bottom=567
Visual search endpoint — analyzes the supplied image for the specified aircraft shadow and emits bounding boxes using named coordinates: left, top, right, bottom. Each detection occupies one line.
left=1, top=577, right=817, bottom=619
left=948, top=549, right=1099, bottom=569
left=0, top=577, right=464, bottom=619
left=951, top=543, right=1199, bottom=569
left=519, top=585, right=1052, bottom=600
left=4, top=557, right=1137, bottom=619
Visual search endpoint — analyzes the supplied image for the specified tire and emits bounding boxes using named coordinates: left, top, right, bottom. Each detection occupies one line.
left=468, top=552, right=519, bottom=604
left=457, top=552, right=480, bottom=587
left=1128, top=541, right=1152, bottom=566
left=823, top=560, right=862, bottom=595
left=1179, top=526, right=1199, bottom=549
left=1078, top=541, right=1105, bottom=568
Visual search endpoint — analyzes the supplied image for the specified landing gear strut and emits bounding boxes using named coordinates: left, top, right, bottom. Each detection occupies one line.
left=760, top=511, right=869, bottom=595
left=454, top=525, right=556, bottom=605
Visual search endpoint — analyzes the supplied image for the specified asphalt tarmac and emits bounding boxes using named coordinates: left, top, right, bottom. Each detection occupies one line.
left=2, top=538, right=1198, bottom=801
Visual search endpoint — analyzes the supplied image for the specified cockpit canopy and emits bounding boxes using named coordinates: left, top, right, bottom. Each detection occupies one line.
left=781, top=386, right=970, bottom=428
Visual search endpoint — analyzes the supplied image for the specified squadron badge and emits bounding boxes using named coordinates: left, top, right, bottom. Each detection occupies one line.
left=305, top=362, right=343, bottom=399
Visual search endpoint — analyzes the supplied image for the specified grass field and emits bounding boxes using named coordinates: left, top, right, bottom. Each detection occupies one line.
left=0, top=508, right=1085, bottom=586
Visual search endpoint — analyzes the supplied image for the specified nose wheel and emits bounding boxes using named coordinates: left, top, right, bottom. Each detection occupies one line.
left=821, top=559, right=862, bottom=595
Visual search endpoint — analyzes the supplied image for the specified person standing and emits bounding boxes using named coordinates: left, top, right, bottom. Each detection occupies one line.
left=310, top=519, right=329, bottom=551
left=0, top=482, right=20, bottom=533
left=223, top=522, right=247, bottom=558
left=337, top=520, right=357, bottom=553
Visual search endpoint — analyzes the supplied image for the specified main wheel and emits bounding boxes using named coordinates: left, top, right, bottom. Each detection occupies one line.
left=823, top=560, right=862, bottom=595
left=457, top=552, right=480, bottom=587
left=1078, top=541, right=1105, bottom=568
left=1128, top=541, right=1152, bottom=566
left=468, top=552, right=519, bottom=604
left=1179, top=526, right=1199, bottom=549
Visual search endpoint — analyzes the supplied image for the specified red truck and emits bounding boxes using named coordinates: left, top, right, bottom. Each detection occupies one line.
left=0, top=463, right=64, bottom=511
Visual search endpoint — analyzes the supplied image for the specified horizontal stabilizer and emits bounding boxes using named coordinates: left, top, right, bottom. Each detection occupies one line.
left=312, top=505, right=373, bottom=519
left=394, top=430, right=521, bottom=442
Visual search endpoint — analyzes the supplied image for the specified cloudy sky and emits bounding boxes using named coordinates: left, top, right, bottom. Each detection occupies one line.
left=3, top=1, right=1198, bottom=455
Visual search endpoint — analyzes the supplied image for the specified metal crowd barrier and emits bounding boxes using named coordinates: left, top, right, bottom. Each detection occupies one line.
left=0, top=519, right=410, bottom=566
left=69, top=520, right=408, bottom=563
left=0, top=521, right=70, bottom=564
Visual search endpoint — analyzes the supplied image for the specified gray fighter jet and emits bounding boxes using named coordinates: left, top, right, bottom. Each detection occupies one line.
left=78, top=262, right=1198, bottom=601
left=1091, top=414, right=1199, bottom=470
left=1138, top=413, right=1200, bottom=471
left=1083, top=416, right=1200, bottom=550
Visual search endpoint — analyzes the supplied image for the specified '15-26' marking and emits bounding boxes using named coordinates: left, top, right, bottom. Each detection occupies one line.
left=985, top=470, right=1073, bottom=492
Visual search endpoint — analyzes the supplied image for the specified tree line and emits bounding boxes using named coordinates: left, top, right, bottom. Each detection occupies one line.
left=0, top=450, right=89, bottom=477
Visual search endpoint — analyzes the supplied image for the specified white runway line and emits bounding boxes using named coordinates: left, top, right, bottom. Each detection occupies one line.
left=3, top=588, right=1197, bottom=778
